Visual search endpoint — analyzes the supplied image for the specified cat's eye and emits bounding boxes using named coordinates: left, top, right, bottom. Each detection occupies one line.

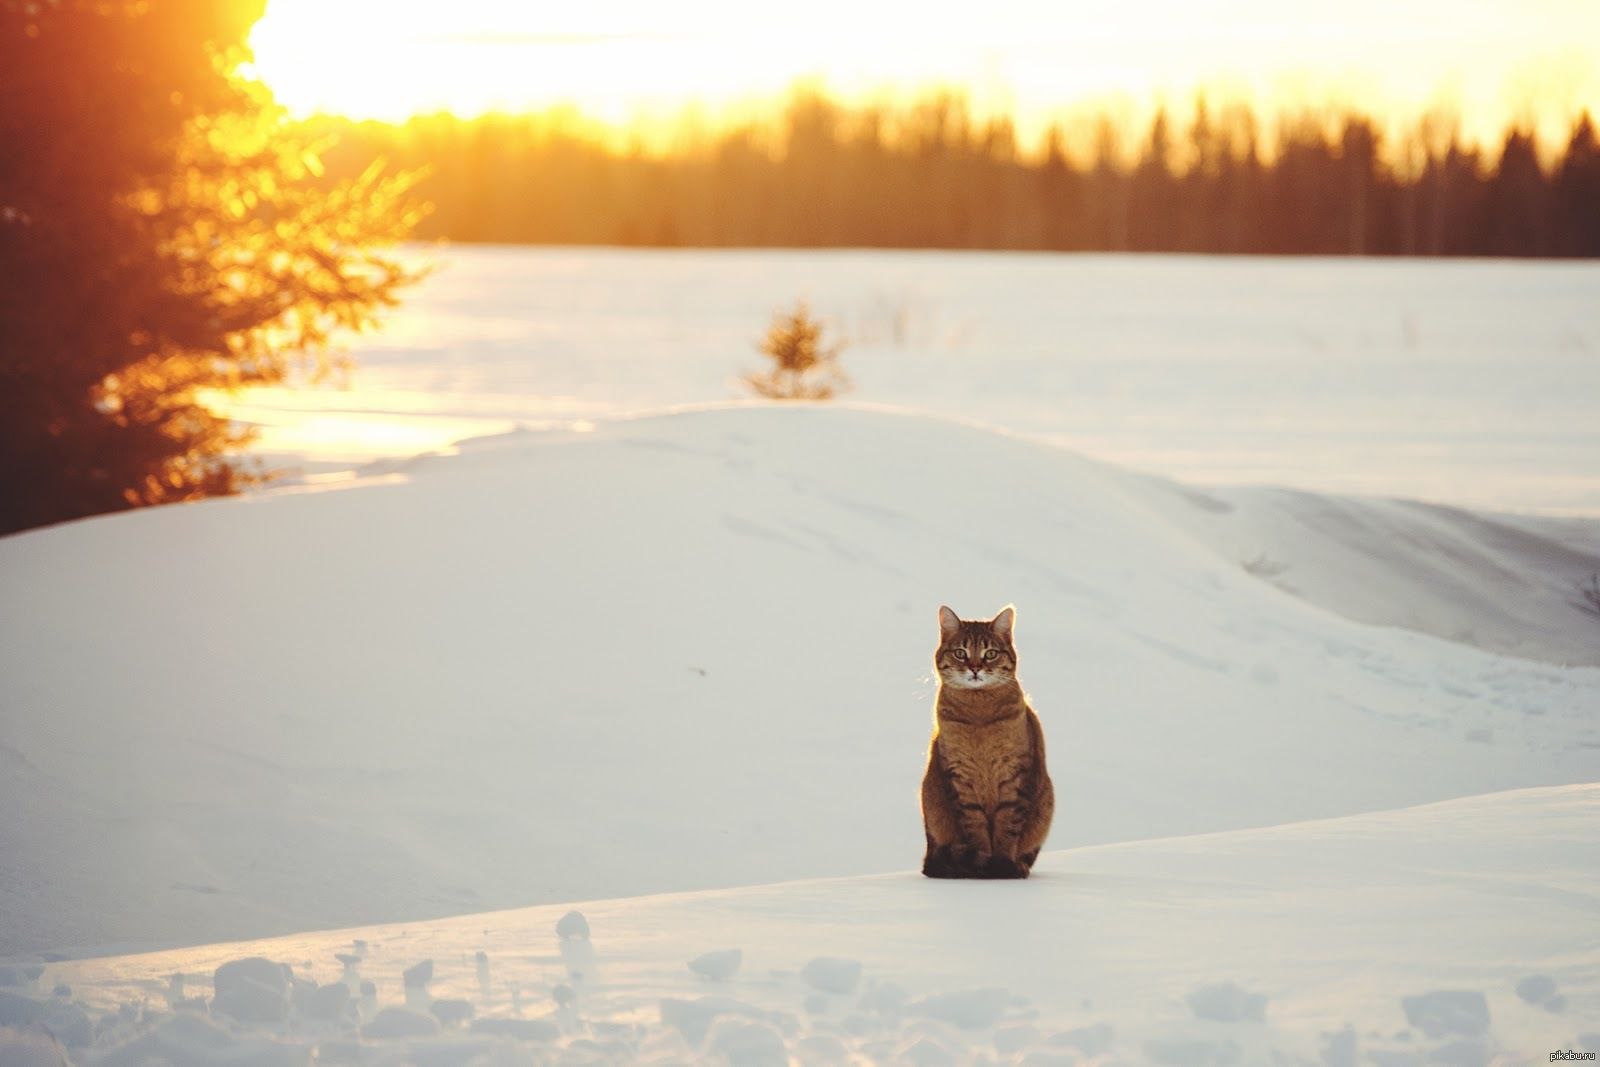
left=951, top=649, right=967, bottom=660
left=983, top=649, right=998, bottom=661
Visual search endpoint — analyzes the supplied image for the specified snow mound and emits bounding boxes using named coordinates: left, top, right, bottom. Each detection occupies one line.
left=33, top=784, right=1600, bottom=1066
left=1126, top=477, right=1600, bottom=666
left=1, top=405, right=1597, bottom=956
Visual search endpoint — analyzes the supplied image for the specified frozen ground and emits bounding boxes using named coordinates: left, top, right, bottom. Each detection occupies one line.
left=7, top=785, right=1599, bottom=1065
left=2, top=406, right=1596, bottom=966
left=216, top=247, right=1600, bottom=515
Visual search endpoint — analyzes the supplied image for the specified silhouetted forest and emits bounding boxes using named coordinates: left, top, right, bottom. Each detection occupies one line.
left=308, top=92, right=1600, bottom=256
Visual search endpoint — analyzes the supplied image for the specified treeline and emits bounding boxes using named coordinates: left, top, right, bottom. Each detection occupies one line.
left=308, top=92, right=1600, bottom=256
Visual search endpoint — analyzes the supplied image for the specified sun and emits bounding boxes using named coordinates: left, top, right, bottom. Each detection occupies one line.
left=244, top=1, right=805, bottom=126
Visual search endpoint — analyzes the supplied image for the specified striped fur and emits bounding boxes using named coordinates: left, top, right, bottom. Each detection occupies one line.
left=921, top=605, right=1055, bottom=879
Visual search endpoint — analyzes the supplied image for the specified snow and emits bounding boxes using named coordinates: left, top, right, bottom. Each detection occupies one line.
left=687, top=949, right=742, bottom=982
left=1184, top=985, right=1266, bottom=1025
left=4, top=785, right=1595, bottom=1064
left=1, top=405, right=1597, bottom=965
left=219, top=247, right=1600, bottom=516
left=1125, top=479, right=1600, bottom=667
left=800, top=959, right=862, bottom=997
left=1, top=250, right=1598, bottom=1062
left=210, top=957, right=290, bottom=1024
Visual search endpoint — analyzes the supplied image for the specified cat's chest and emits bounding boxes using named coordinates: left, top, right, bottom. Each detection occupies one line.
left=938, top=716, right=1030, bottom=797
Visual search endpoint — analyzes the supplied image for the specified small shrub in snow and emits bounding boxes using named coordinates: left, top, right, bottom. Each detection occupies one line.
left=744, top=302, right=851, bottom=401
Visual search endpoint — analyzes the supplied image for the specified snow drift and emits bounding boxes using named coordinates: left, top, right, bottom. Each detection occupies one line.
left=2, top=405, right=1595, bottom=960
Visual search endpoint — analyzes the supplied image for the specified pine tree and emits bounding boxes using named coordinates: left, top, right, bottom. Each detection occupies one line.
left=744, top=302, right=850, bottom=401
left=1555, top=113, right=1600, bottom=256
left=0, top=0, right=426, bottom=534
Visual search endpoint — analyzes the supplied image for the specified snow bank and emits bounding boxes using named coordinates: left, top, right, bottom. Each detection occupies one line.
left=1124, top=476, right=1600, bottom=667
left=33, top=784, right=1600, bottom=1065
left=2, top=405, right=1596, bottom=958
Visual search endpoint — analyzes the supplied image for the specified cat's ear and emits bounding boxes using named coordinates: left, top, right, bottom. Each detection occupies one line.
left=938, top=605, right=961, bottom=640
left=991, top=605, right=1016, bottom=641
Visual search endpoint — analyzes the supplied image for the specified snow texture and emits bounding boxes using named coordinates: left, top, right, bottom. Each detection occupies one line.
left=0, top=284, right=1596, bottom=1065
left=15, top=784, right=1600, bottom=1065
left=687, top=949, right=743, bottom=982
left=221, top=247, right=1600, bottom=517
left=2, top=406, right=1596, bottom=958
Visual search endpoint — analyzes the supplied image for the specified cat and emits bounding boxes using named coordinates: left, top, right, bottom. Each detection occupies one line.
left=920, top=605, right=1054, bottom=879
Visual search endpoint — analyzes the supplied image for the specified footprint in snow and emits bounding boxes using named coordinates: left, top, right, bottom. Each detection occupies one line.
left=1399, top=989, right=1489, bottom=1039
left=1514, top=973, right=1565, bottom=1013
left=688, top=948, right=742, bottom=981
left=1187, top=981, right=1267, bottom=1023
left=801, top=957, right=861, bottom=996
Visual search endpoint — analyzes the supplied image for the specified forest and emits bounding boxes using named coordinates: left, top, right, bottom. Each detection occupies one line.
left=309, top=91, right=1600, bottom=256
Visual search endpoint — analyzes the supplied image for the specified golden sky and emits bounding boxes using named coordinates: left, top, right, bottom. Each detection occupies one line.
left=247, top=0, right=1600, bottom=149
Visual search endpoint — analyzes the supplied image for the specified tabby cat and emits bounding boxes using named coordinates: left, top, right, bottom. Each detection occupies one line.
left=920, top=605, right=1054, bottom=879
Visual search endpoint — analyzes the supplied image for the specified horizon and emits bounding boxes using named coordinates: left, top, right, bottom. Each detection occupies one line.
left=246, top=0, right=1600, bottom=153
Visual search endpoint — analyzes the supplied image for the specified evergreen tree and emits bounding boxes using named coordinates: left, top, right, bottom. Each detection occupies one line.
left=744, top=302, right=850, bottom=401
left=1555, top=113, right=1600, bottom=256
left=0, top=1, right=425, bottom=534
left=1482, top=129, right=1548, bottom=255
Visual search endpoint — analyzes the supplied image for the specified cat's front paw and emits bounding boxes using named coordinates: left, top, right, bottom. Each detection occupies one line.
left=922, top=846, right=963, bottom=879
left=985, top=855, right=1030, bottom=879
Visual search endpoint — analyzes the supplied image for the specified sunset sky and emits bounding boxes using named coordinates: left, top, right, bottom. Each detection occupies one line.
left=247, top=0, right=1600, bottom=149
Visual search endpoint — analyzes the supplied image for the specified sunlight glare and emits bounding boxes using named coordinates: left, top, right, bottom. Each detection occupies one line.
left=248, top=0, right=1600, bottom=149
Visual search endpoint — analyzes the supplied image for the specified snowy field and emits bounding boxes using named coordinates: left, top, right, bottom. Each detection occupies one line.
left=10, top=785, right=1598, bottom=1066
left=220, top=247, right=1600, bottom=516
left=2, top=252, right=1600, bottom=1064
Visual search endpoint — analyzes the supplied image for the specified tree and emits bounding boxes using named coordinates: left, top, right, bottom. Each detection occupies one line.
left=0, top=1, right=426, bottom=534
left=1554, top=113, right=1600, bottom=256
left=1482, top=128, right=1548, bottom=255
left=743, top=301, right=850, bottom=400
